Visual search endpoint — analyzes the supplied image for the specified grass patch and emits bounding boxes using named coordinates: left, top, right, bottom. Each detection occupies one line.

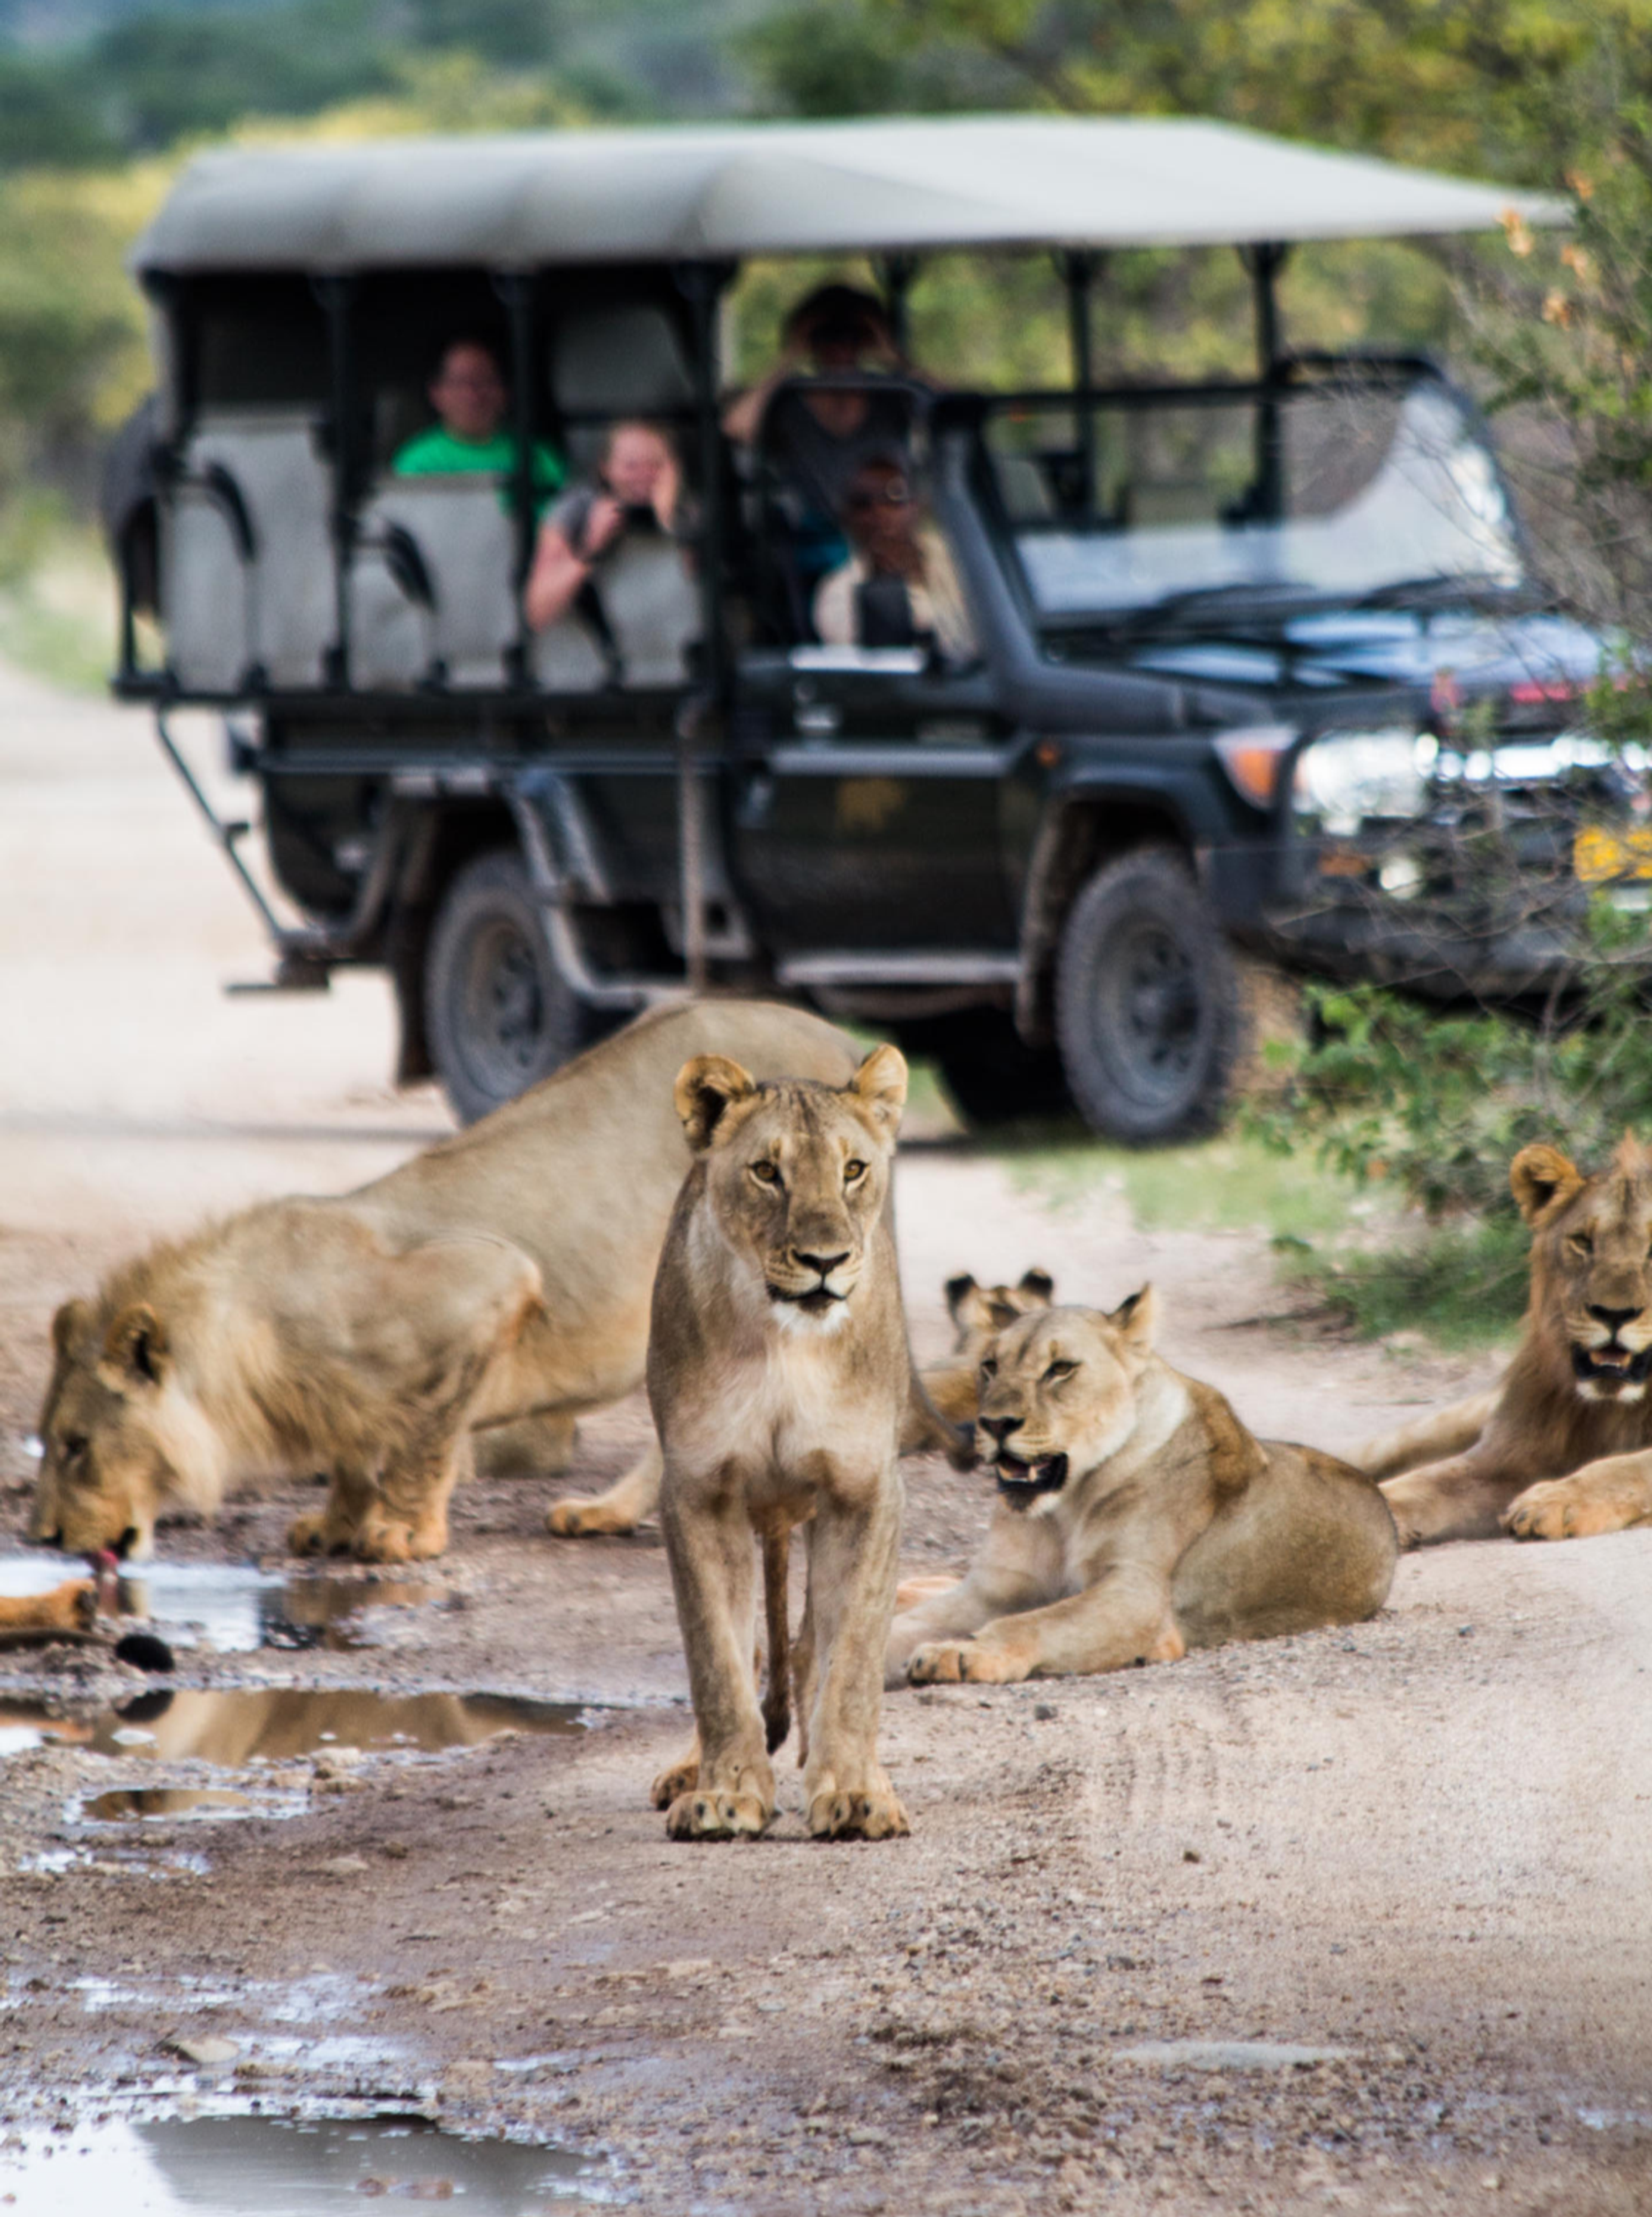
left=1277, top=1213, right=1530, bottom=1351
left=0, top=517, right=117, bottom=695
left=991, top=1124, right=1358, bottom=1246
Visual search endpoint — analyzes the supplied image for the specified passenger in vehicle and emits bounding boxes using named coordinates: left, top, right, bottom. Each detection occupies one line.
left=391, top=336, right=565, bottom=507
left=724, top=283, right=923, bottom=588
left=523, top=419, right=689, bottom=634
left=813, top=454, right=975, bottom=662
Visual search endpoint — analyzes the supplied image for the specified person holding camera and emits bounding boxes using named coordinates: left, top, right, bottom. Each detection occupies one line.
left=813, top=454, right=975, bottom=663
left=724, top=283, right=930, bottom=591
left=524, top=419, right=687, bottom=633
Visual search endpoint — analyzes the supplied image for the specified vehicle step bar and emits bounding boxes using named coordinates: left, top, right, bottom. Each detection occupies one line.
left=776, top=952, right=1023, bottom=988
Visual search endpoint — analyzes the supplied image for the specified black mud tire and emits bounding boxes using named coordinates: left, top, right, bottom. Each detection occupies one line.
left=1054, top=847, right=1239, bottom=1144
left=425, top=847, right=594, bottom=1125
left=927, top=1011, right=1075, bottom=1129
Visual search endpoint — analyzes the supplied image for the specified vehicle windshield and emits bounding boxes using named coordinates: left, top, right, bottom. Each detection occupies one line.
left=980, top=368, right=1527, bottom=632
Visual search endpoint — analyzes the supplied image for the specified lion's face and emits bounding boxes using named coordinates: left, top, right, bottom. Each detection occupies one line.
left=32, top=1299, right=204, bottom=1559
left=1513, top=1138, right=1652, bottom=1404
left=975, top=1291, right=1159, bottom=1514
left=675, top=1044, right=907, bottom=1328
left=943, top=1268, right=1055, bottom=1355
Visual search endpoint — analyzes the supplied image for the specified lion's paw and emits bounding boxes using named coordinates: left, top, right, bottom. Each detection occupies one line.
left=287, top=1512, right=328, bottom=1557
left=650, top=1749, right=700, bottom=1810
left=806, top=1785, right=910, bottom=1841
left=547, top=1496, right=634, bottom=1538
left=1503, top=1475, right=1643, bottom=1542
left=906, top=1638, right=1020, bottom=1685
left=664, top=1788, right=771, bottom=1841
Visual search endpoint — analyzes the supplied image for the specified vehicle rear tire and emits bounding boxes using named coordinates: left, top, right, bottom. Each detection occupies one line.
left=928, top=1011, right=1074, bottom=1128
left=1055, top=847, right=1239, bottom=1144
left=425, top=846, right=595, bottom=1125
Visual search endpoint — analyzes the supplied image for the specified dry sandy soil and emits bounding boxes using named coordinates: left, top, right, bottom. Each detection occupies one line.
left=2, top=658, right=1649, bottom=2214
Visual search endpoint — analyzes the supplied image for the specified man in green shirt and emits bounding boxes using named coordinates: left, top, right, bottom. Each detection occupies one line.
left=391, top=338, right=564, bottom=507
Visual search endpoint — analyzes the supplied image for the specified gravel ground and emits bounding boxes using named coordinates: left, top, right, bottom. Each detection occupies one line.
left=3, top=658, right=1649, bottom=2215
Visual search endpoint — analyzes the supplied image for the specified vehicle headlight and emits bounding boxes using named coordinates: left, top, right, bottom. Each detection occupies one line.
left=1294, top=728, right=1434, bottom=834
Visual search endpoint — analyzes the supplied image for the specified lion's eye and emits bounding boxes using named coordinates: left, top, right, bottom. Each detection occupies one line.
left=1568, top=1232, right=1594, bottom=1257
left=844, top=1158, right=866, bottom=1183
left=980, top=1357, right=997, bottom=1379
left=60, top=1433, right=87, bottom=1463
left=1042, top=1360, right=1076, bottom=1384
left=750, top=1161, right=781, bottom=1187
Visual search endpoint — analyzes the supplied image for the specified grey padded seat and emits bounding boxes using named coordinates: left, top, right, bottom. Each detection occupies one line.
left=160, top=410, right=335, bottom=692
left=597, top=534, right=700, bottom=689
left=348, top=477, right=518, bottom=690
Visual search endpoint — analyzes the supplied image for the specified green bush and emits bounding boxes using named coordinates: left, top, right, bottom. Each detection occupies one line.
left=1249, top=902, right=1652, bottom=1338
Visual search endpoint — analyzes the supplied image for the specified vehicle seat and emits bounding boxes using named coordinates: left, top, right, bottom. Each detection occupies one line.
left=348, top=477, right=518, bottom=689
left=159, top=410, right=335, bottom=692
left=596, top=534, right=700, bottom=689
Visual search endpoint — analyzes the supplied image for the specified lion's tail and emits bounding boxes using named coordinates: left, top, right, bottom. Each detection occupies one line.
left=761, top=1523, right=791, bottom=1755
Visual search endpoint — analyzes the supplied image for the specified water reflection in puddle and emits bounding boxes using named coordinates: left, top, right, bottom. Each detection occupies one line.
left=0, top=1689, right=583, bottom=1771
left=0, top=1556, right=431, bottom=1655
left=0, top=2115, right=591, bottom=2213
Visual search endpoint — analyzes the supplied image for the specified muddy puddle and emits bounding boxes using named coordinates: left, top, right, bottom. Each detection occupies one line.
left=0, top=2113, right=592, bottom=2213
left=0, top=1555, right=431, bottom=1654
left=0, top=1688, right=583, bottom=1774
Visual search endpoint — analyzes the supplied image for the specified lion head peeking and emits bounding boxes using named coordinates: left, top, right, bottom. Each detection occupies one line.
left=32, top=1293, right=210, bottom=1560
left=1513, top=1135, right=1652, bottom=1404
left=674, top=1043, right=907, bottom=1328
left=975, top=1290, right=1159, bottom=1512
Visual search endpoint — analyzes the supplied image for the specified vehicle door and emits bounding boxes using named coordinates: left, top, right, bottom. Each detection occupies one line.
left=729, top=643, right=1023, bottom=973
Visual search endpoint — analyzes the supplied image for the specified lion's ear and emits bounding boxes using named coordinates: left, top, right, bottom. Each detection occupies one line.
left=1110, top=1284, right=1159, bottom=1355
left=944, top=1272, right=979, bottom=1320
left=99, top=1303, right=168, bottom=1392
left=50, top=1298, right=91, bottom=1363
left=851, top=1043, right=908, bottom=1135
left=1510, top=1144, right=1585, bottom=1225
left=1018, top=1268, right=1055, bottom=1305
left=675, top=1055, right=758, bottom=1152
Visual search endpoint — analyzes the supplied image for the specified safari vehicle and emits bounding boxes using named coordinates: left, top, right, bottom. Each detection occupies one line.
left=111, top=115, right=1604, bottom=1139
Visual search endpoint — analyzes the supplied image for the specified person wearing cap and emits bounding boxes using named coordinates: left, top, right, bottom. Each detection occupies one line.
left=813, top=453, right=975, bottom=663
left=724, top=283, right=929, bottom=589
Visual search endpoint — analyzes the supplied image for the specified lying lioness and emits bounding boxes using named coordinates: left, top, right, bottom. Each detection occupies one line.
left=886, top=1291, right=1397, bottom=1685
left=650, top=1045, right=915, bottom=1842
left=1368, top=1136, right=1652, bottom=1545
left=31, top=1001, right=861, bottom=1563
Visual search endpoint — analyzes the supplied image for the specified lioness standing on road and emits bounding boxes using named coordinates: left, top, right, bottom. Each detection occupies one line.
left=648, top=1044, right=914, bottom=1843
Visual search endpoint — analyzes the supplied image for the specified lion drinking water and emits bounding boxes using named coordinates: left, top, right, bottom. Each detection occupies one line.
left=648, top=1044, right=917, bottom=1841
left=886, top=1290, right=1397, bottom=1685
left=30, top=1001, right=860, bottom=1563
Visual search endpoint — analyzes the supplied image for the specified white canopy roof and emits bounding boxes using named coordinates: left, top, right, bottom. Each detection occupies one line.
left=135, top=113, right=1564, bottom=274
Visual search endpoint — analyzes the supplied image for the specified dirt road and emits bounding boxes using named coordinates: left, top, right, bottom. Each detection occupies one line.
left=2, top=661, right=1649, bottom=2214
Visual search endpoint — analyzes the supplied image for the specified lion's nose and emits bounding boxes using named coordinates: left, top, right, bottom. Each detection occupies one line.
left=1589, top=1303, right=1641, bottom=1336
left=794, top=1248, right=851, bottom=1278
left=981, top=1415, right=1023, bottom=1445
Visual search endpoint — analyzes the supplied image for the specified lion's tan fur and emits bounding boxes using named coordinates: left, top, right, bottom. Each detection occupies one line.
left=887, top=1294, right=1397, bottom=1686
left=647, top=1046, right=915, bottom=1842
left=1376, top=1134, right=1652, bottom=1545
left=31, top=1001, right=860, bottom=1563
left=919, top=1268, right=1055, bottom=1424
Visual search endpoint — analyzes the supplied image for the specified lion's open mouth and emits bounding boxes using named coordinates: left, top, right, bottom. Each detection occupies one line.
left=770, top=1284, right=844, bottom=1317
left=994, top=1451, right=1069, bottom=1507
left=1571, top=1341, right=1652, bottom=1393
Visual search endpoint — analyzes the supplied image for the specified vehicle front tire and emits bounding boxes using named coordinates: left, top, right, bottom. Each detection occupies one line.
left=1055, top=847, right=1239, bottom=1144
left=425, top=846, right=595, bottom=1125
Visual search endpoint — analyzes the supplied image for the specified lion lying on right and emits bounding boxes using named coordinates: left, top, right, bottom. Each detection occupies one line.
left=1364, top=1135, right=1652, bottom=1546
left=886, top=1290, right=1396, bottom=1686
